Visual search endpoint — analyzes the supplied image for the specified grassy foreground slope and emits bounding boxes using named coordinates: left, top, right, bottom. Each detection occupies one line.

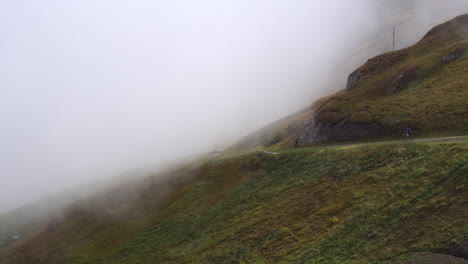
left=1, top=142, right=467, bottom=263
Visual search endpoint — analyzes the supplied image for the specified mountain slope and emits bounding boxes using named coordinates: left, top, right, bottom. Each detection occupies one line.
left=0, top=142, right=467, bottom=263
left=230, top=14, right=468, bottom=151
left=1, top=14, right=468, bottom=264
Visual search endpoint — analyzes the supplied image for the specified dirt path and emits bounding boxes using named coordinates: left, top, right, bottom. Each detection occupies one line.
left=285, top=135, right=468, bottom=152
left=336, top=135, right=468, bottom=147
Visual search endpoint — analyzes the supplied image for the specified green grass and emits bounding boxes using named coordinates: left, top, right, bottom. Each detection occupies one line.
left=1, top=142, right=467, bottom=263
left=315, top=16, right=468, bottom=136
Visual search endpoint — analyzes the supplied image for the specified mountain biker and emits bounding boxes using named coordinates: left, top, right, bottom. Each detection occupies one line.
left=294, top=138, right=300, bottom=148
left=405, top=127, right=413, bottom=140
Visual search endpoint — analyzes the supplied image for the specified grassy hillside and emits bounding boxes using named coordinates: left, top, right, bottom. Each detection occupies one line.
left=1, top=14, right=468, bottom=264
left=316, top=14, right=468, bottom=133
left=1, top=142, right=466, bottom=263
left=230, top=14, right=468, bottom=151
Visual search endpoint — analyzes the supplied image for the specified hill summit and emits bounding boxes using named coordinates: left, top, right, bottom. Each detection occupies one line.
left=231, top=14, right=468, bottom=151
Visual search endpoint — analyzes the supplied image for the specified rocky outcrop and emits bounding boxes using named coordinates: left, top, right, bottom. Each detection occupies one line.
left=346, top=70, right=364, bottom=90
left=386, top=66, right=419, bottom=95
left=346, top=51, right=410, bottom=91
left=442, top=47, right=464, bottom=62
left=449, top=239, right=468, bottom=260
left=298, top=115, right=381, bottom=144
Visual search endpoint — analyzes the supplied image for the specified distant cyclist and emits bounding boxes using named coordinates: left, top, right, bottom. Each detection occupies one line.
left=294, top=138, right=300, bottom=148
left=405, top=127, right=414, bottom=141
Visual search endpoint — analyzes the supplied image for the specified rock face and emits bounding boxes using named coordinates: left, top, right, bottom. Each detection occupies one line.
left=298, top=115, right=381, bottom=143
left=449, top=239, right=468, bottom=260
left=386, top=66, right=419, bottom=95
left=442, top=47, right=464, bottom=62
left=346, top=70, right=364, bottom=90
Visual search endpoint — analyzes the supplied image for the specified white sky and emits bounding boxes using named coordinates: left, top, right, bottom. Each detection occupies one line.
left=1, top=0, right=467, bottom=213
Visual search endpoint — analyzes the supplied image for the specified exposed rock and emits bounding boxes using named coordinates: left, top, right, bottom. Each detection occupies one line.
left=346, top=70, right=364, bottom=90
left=442, top=47, right=464, bottom=63
left=386, top=66, right=419, bottom=95
left=449, top=239, right=468, bottom=260
left=299, top=115, right=381, bottom=144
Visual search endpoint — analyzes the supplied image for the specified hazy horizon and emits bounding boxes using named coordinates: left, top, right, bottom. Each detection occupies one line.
left=1, top=0, right=468, bottom=214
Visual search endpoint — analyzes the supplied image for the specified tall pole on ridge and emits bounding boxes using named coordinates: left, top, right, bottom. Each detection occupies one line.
left=393, top=26, right=395, bottom=51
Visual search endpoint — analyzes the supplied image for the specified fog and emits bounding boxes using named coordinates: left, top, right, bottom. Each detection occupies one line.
left=1, top=0, right=467, bottom=214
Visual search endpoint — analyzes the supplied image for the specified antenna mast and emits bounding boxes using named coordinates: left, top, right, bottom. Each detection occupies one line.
left=393, top=26, right=395, bottom=51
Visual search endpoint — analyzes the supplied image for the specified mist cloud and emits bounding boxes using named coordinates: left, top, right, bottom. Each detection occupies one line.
left=1, top=0, right=467, bottom=213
